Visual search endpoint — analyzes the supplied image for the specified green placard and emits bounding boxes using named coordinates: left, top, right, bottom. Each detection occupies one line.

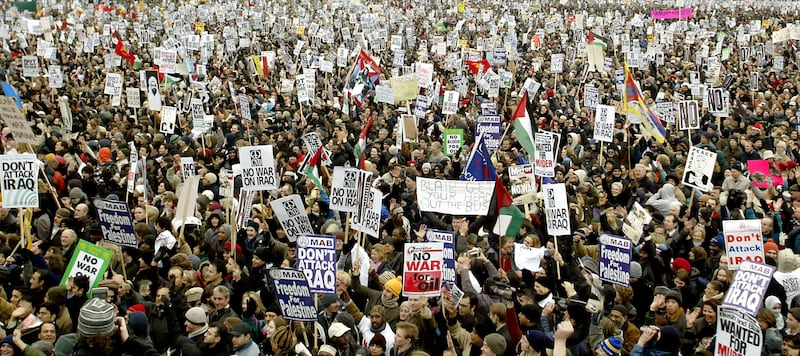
left=443, top=129, right=464, bottom=156
left=60, top=240, right=113, bottom=292
left=12, top=1, right=37, bottom=12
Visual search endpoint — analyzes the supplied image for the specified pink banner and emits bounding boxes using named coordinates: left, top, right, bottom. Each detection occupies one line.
left=747, top=160, right=783, bottom=189
left=650, top=7, right=693, bottom=19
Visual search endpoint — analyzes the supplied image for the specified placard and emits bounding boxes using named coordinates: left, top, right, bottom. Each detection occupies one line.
left=723, top=261, right=775, bottom=316
left=180, top=157, right=195, bottom=182
left=159, top=106, right=177, bottom=134
left=330, top=167, right=361, bottom=213
left=441, top=90, right=459, bottom=115
left=682, top=146, right=717, bottom=192
left=593, top=104, right=615, bottom=142
left=723, top=220, right=764, bottom=270
left=425, top=230, right=456, bottom=285
left=543, top=183, right=570, bottom=236
left=93, top=198, right=137, bottom=248
left=239, top=145, right=278, bottom=190
left=145, top=70, right=162, bottom=110
left=678, top=100, right=700, bottom=130
left=707, top=87, right=728, bottom=115
left=584, top=84, right=599, bottom=109
left=296, top=234, right=337, bottom=294
left=60, top=240, right=113, bottom=291
left=22, top=56, right=39, bottom=77
left=104, top=73, right=122, bottom=96
left=48, top=65, right=63, bottom=88
left=550, top=53, right=564, bottom=73
left=126, top=88, right=140, bottom=108
left=508, top=164, right=536, bottom=196
left=269, top=194, right=314, bottom=242
left=0, top=97, right=36, bottom=144
left=656, top=101, right=675, bottom=125
left=716, top=306, right=762, bottom=356
left=443, top=129, right=464, bottom=156
left=534, top=131, right=558, bottom=177
left=514, top=244, right=546, bottom=272
left=403, top=242, right=444, bottom=297
left=475, top=115, right=502, bottom=151
left=0, top=154, right=38, bottom=208
left=416, top=178, right=494, bottom=215
left=599, top=234, right=632, bottom=287
left=269, top=268, right=316, bottom=321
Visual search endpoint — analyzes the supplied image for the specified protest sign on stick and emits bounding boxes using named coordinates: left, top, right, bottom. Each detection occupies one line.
left=403, top=242, right=444, bottom=297
left=270, top=194, right=314, bottom=242
left=60, top=240, right=113, bottom=291
left=0, top=154, right=38, bottom=208
left=296, top=234, right=337, bottom=294
left=94, top=198, right=138, bottom=248
left=723, top=220, right=764, bottom=270
left=270, top=268, right=317, bottom=321
left=599, top=234, right=632, bottom=287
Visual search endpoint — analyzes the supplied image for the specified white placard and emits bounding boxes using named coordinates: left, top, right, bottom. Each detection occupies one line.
left=416, top=178, right=495, bottom=215
left=593, top=105, right=615, bottom=142
left=723, top=220, right=765, bottom=270
left=682, top=146, right=717, bottom=192
left=159, top=106, right=177, bottom=134
left=543, top=183, right=571, bottom=236
left=239, top=145, right=278, bottom=191
left=270, top=194, right=314, bottom=242
left=441, top=90, right=459, bottom=115
left=126, top=88, right=140, bottom=108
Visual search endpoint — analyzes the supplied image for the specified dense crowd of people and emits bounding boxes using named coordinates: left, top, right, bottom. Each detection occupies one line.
left=0, top=0, right=799, bottom=355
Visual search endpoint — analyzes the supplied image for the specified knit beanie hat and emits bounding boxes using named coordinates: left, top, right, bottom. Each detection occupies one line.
left=127, top=312, right=148, bottom=336
left=764, top=239, right=779, bottom=254
left=272, top=326, right=294, bottom=348
left=484, top=333, right=507, bottom=355
left=672, top=257, right=691, bottom=272
left=78, top=298, right=116, bottom=336
left=600, top=336, right=623, bottom=356
left=384, top=276, right=402, bottom=296
left=629, top=261, right=643, bottom=279
left=320, top=294, right=339, bottom=309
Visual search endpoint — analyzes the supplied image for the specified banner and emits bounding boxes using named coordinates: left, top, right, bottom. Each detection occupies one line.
left=682, top=146, right=717, bottom=192
left=475, top=115, right=502, bottom=151
left=650, top=7, right=693, bottom=19
left=593, top=105, right=616, bottom=143
left=296, top=234, right=337, bottom=294
left=543, top=183, right=570, bottom=236
left=599, top=234, right=632, bottom=287
left=716, top=306, right=762, bottom=356
left=416, top=178, right=494, bottom=215
left=329, top=167, right=360, bottom=213
left=723, top=261, right=775, bottom=316
left=508, top=164, right=536, bottom=196
left=723, top=220, right=764, bottom=270
left=93, top=198, right=137, bottom=248
left=0, top=154, right=38, bottom=208
left=443, top=129, right=464, bottom=156
left=425, top=230, right=456, bottom=285
left=180, top=157, right=195, bottom=182
left=270, top=194, right=314, bottom=242
left=403, top=242, right=444, bottom=297
left=60, top=240, right=113, bottom=291
left=239, top=145, right=278, bottom=191
left=269, top=268, right=316, bottom=321
left=0, top=97, right=37, bottom=145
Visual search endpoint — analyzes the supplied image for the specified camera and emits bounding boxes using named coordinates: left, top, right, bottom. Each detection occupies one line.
left=485, top=277, right=515, bottom=300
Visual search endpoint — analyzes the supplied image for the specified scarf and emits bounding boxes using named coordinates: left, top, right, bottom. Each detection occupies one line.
left=381, top=293, right=398, bottom=308
left=371, top=320, right=387, bottom=333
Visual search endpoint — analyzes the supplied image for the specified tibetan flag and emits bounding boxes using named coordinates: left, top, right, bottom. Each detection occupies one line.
left=353, top=114, right=375, bottom=169
left=465, top=59, right=490, bottom=75
left=460, top=133, right=496, bottom=181
left=115, top=38, right=135, bottom=66
left=623, top=63, right=667, bottom=143
left=510, top=92, right=536, bottom=158
left=346, top=49, right=382, bottom=107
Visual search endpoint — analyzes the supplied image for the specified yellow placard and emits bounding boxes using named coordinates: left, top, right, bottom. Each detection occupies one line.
left=457, top=39, right=468, bottom=49
left=296, top=26, right=305, bottom=36
left=195, top=22, right=205, bottom=33
left=390, top=74, right=420, bottom=103
left=458, top=2, right=465, bottom=13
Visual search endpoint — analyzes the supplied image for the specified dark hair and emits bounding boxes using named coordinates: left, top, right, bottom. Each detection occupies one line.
left=73, top=275, right=90, bottom=293
left=39, top=302, right=60, bottom=316
left=156, top=216, right=172, bottom=230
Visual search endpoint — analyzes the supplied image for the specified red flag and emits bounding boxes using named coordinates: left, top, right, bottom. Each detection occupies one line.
left=115, top=38, right=135, bottom=66
left=465, top=59, right=490, bottom=75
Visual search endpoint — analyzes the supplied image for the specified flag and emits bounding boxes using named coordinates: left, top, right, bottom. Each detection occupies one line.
left=115, top=38, right=135, bottom=66
left=1, top=81, right=22, bottom=109
left=511, top=92, right=536, bottom=157
left=353, top=114, right=375, bottom=169
left=623, top=63, right=667, bottom=143
left=261, top=52, right=269, bottom=77
left=495, top=177, right=525, bottom=237
left=460, top=133, right=496, bottom=181
left=346, top=49, right=381, bottom=107
left=304, top=146, right=326, bottom=194
left=250, top=55, right=264, bottom=77
left=588, top=31, right=608, bottom=50
left=162, top=74, right=181, bottom=85
left=465, top=59, right=490, bottom=75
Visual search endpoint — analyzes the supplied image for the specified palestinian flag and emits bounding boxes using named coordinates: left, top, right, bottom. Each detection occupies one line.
left=495, top=178, right=525, bottom=237
left=353, top=115, right=375, bottom=169
left=588, top=31, right=608, bottom=51
left=510, top=92, right=536, bottom=158
left=304, top=146, right=326, bottom=194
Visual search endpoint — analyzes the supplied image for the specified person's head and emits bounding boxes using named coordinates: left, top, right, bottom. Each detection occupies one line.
left=77, top=298, right=117, bottom=353
left=702, top=300, right=719, bottom=324
left=184, top=307, right=207, bottom=333
left=757, top=307, right=777, bottom=330
left=211, top=285, right=231, bottom=310
left=369, top=332, right=387, bottom=356
left=37, top=302, right=59, bottom=323
left=609, top=305, right=628, bottom=330
left=704, top=280, right=724, bottom=299
left=203, top=260, right=225, bottom=284
left=459, top=293, right=477, bottom=317
left=370, top=305, right=387, bottom=329
left=203, top=322, right=228, bottom=347
left=327, top=322, right=351, bottom=347
left=489, top=303, right=507, bottom=326
left=480, top=333, right=507, bottom=356
left=595, top=336, right=623, bottom=356
left=61, top=228, right=77, bottom=248
left=38, top=322, right=57, bottom=343
left=399, top=301, right=411, bottom=321
left=394, top=321, right=418, bottom=349
left=230, top=323, right=253, bottom=350
left=266, top=316, right=287, bottom=339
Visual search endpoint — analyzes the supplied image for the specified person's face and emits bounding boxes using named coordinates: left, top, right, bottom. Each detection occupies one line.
left=133, top=208, right=146, bottom=221
left=480, top=343, right=497, bottom=356
left=39, top=323, right=57, bottom=342
left=10, top=290, right=22, bottom=306
left=204, top=326, right=221, bottom=346
left=370, top=311, right=385, bottom=329
left=252, top=255, right=265, bottom=268
left=232, top=332, right=250, bottom=349
left=74, top=204, right=88, bottom=218
left=664, top=216, right=677, bottom=230
left=399, top=304, right=410, bottom=320
left=204, top=264, right=221, bottom=283
left=0, top=343, right=13, bottom=356
left=212, top=291, right=228, bottom=310
left=30, top=272, right=43, bottom=290
left=266, top=320, right=277, bottom=338
left=702, top=304, right=716, bottom=323
left=37, top=306, right=55, bottom=323
left=369, top=344, right=384, bottom=356
left=610, top=309, right=626, bottom=328
left=395, top=329, right=411, bottom=348
left=665, top=299, right=680, bottom=314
